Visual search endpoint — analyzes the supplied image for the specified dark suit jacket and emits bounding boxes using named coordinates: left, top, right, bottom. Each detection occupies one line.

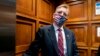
left=23, top=25, right=79, bottom=56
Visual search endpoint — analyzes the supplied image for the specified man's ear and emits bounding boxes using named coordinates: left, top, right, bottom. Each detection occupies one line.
left=53, top=13, right=55, bottom=19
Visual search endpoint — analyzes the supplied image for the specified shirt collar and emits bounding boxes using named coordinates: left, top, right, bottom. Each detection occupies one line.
left=53, top=23, right=63, bottom=31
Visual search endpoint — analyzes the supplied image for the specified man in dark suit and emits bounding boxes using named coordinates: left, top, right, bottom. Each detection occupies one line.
left=23, top=3, right=79, bottom=56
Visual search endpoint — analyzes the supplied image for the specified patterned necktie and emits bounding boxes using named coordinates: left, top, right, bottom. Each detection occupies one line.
left=58, top=28, right=64, bottom=56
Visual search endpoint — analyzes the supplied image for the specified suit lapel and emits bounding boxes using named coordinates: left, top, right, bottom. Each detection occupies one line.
left=64, top=27, right=71, bottom=56
left=48, top=25, right=59, bottom=55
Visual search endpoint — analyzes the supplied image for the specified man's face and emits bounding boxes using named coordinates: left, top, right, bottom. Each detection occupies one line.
left=53, top=7, right=69, bottom=26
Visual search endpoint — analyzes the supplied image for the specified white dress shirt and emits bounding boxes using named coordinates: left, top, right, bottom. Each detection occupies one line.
left=53, top=23, right=67, bottom=56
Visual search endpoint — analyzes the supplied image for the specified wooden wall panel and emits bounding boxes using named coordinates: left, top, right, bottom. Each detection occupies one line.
left=39, top=22, right=50, bottom=27
left=92, top=0, right=100, bottom=20
left=91, top=51, right=97, bottom=56
left=67, top=1, right=87, bottom=22
left=66, top=24, right=88, bottom=47
left=79, top=49, right=88, bottom=56
left=16, top=0, right=54, bottom=55
left=16, top=0, right=36, bottom=17
left=64, top=0, right=100, bottom=56
left=92, top=23, right=100, bottom=47
left=91, top=49, right=98, bottom=56
left=37, top=0, right=52, bottom=22
left=16, top=18, right=35, bottom=56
